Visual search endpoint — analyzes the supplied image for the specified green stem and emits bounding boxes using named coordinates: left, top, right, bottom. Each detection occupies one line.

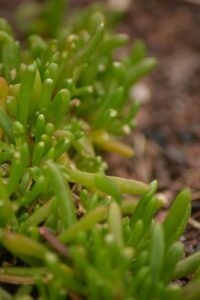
left=7, top=143, right=29, bottom=196
left=67, top=22, right=105, bottom=73
left=17, top=64, right=36, bottom=127
left=172, top=251, right=200, bottom=280
left=59, top=206, right=106, bottom=243
left=108, top=202, right=123, bottom=248
left=21, top=198, right=53, bottom=228
left=65, top=167, right=149, bottom=195
left=59, top=199, right=137, bottom=243
left=91, top=129, right=134, bottom=157
left=126, top=57, right=157, bottom=86
left=46, top=161, right=77, bottom=229
left=0, top=107, right=14, bottom=142
left=39, top=78, right=54, bottom=116
left=0, top=230, right=47, bottom=260
left=0, top=177, right=18, bottom=227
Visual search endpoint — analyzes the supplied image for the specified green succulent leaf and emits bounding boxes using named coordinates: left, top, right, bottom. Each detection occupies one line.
left=163, top=189, right=191, bottom=247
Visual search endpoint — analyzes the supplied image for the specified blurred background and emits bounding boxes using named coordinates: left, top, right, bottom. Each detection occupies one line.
left=1, top=0, right=200, bottom=247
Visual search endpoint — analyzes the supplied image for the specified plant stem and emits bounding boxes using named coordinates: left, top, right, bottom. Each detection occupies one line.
left=0, top=230, right=47, bottom=260
left=59, top=199, right=137, bottom=243
left=21, top=198, right=53, bottom=228
left=65, top=167, right=149, bottom=195
left=46, top=161, right=77, bottom=229
left=172, top=250, right=200, bottom=280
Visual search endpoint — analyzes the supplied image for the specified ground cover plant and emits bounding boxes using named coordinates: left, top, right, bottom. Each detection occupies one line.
left=0, top=1, right=200, bottom=299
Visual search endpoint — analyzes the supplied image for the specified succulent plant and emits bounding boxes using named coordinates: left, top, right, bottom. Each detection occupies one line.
left=0, top=1, right=200, bottom=299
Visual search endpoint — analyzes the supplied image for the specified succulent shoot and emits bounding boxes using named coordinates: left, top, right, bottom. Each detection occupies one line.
left=0, top=3, right=197, bottom=300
